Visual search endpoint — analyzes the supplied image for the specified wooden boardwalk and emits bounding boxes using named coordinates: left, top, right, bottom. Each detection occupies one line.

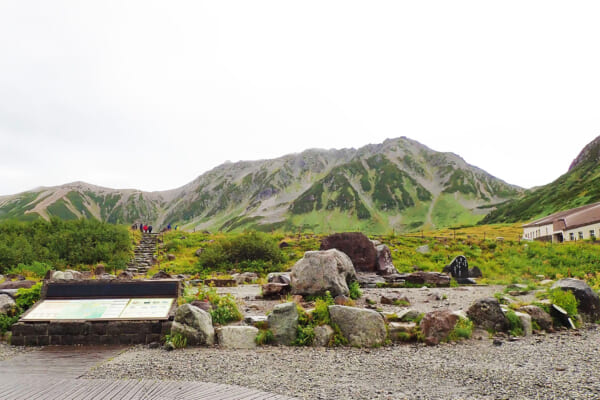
left=0, top=346, right=295, bottom=400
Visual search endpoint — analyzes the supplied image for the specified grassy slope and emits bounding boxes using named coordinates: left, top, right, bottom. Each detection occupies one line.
left=481, top=158, right=600, bottom=224
left=150, top=224, right=600, bottom=290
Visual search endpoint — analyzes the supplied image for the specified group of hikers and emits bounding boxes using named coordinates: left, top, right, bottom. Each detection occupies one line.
left=131, top=222, right=178, bottom=233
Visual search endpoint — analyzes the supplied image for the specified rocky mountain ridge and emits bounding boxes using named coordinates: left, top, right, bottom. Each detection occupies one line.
left=0, top=137, right=520, bottom=233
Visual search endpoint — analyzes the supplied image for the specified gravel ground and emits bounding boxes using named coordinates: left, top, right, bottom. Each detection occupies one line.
left=82, top=325, right=600, bottom=400
left=0, top=343, right=30, bottom=361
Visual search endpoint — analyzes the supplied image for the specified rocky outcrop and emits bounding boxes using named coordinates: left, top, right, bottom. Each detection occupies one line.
left=171, top=304, right=215, bottom=346
left=267, top=302, right=298, bottom=345
left=328, top=305, right=387, bottom=347
left=216, top=326, right=258, bottom=349
left=320, top=232, right=377, bottom=272
left=551, top=278, right=600, bottom=321
left=467, top=298, right=509, bottom=332
left=290, top=250, right=357, bottom=297
left=519, top=305, right=553, bottom=332
left=152, top=270, right=172, bottom=279
left=419, top=310, right=459, bottom=345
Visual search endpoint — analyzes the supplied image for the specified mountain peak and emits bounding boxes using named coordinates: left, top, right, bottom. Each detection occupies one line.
left=569, top=136, right=600, bottom=171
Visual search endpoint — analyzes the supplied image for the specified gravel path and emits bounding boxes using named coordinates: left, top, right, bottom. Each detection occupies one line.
left=83, top=326, right=600, bottom=400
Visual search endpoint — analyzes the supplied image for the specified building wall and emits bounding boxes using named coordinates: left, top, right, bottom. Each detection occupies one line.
left=564, top=222, right=600, bottom=241
left=523, top=224, right=554, bottom=240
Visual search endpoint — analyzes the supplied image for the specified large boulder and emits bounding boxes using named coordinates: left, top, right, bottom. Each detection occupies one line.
left=328, top=305, right=387, bottom=347
left=419, top=310, right=459, bottom=345
left=519, top=305, right=553, bottom=332
left=290, top=250, right=357, bottom=297
left=466, top=297, right=510, bottom=332
left=216, top=326, right=258, bottom=349
left=551, top=278, right=600, bottom=321
left=0, top=280, right=36, bottom=290
left=267, top=302, right=298, bottom=345
left=320, top=232, right=377, bottom=272
left=171, top=304, right=215, bottom=346
left=0, top=294, right=16, bottom=314
left=375, top=244, right=396, bottom=275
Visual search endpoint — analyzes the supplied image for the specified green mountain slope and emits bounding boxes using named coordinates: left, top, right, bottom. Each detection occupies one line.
left=0, top=137, right=521, bottom=233
left=481, top=136, right=600, bottom=224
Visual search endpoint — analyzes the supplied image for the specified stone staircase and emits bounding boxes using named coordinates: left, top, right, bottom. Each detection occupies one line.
left=126, top=233, right=158, bottom=276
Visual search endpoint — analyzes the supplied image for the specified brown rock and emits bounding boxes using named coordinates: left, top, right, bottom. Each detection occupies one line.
left=167, top=254, right=176, bottom=261
left=334, top=295, right=350, bottom=305
left=419, top=310, right=459, bottom=345
left=380, top=294, right=410, bottom=306
left=0, top=280, right=36, bottom=290
left=152, top=270, right=173, bottom=279
left=190, top=300, right=212, bottom=312
left=261, top=283, right=291, bottom=299
left=320, top=232, right=377, bottom=272
left=467, top=297, right=509, bottom=332
left=117, top=271, right=134, bottom=280
left=519, top=305, right=553, bottom=332
left=94, top=264, right=105, bottom=276
left=403, top=271, right=450, bottom=287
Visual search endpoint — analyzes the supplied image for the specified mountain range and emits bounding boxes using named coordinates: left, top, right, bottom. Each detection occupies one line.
left=0, top=136, right=524, bottom=233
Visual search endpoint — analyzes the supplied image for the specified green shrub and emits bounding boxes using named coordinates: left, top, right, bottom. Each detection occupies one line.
left=15, top=282, right=42, bottom=311
left=0, top=315, right=19, bottom=334
left=255, top=329, right=274, bottom=345
left=293, top=325, right=315, bottom=346
left=196, top=231, right=285, bottom=274
left=164, top=332, right=187, bottom=349
left=548, top=288, right=579, bottom=318
left=506, top=310, right=524, bottom=336
left=5, top=262, right=52, bottom=279
left=448, top=318, right=473, bottom=341
left=348, top=281, right=362, bottom=300
left=196, top=286, right=242, bottom=325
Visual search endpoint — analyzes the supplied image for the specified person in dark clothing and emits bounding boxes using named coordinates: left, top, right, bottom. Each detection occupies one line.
left=148, top=225, right=153, bottom=233
left=139, top=223, right=144, bottom=233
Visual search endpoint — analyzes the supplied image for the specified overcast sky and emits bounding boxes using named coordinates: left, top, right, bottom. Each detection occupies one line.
left=1, top=1, right=599, bottom=196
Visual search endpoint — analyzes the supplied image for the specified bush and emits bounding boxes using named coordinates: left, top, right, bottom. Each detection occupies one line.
left=548, top=288, right=579, bottom=318
left=506, top=310, right=523, bottom=336
left=5, top=262, right=52, bottom=279
left=196, top=231, right=285, bottom=273
left=255, top=329, right=274, bottom=345
left=165, top=332, right=187, bottom=349
left=195, top=286, right=242, bottom=325
left=15, top=282, right=42, bottom=311
left=448, top=318, right=473, bottom=341
left=348, top=281, right=362, bottom=300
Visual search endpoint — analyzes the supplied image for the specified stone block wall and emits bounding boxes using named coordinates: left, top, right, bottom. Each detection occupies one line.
left=10, top=320, right=172, bottom=346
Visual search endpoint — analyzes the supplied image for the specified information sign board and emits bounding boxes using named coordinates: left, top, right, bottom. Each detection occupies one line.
left=22, top=298, right=174, bottom=321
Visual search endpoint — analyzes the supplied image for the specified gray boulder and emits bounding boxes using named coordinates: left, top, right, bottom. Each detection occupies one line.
left=514, top=311, right=532, bottom=336
left=267, top=302, right=298, bottom=345
left=519, top=305, right=553, bottom=332
left=375, top=244, right=396, bottom=275
left=313, top=325, right=334, bottom=347
left=216, top=326, right=258, bottom=349
left=466, top=297, right=510, bottom=332
left=328, top=305, right=387, bottom=347
left=290, top=249, right=357, bottom=297
left=551, top=278, right=600, bottom=321
left=171, top=304, right=215, bottom=345
left=0, top=294, right=16, bottom=314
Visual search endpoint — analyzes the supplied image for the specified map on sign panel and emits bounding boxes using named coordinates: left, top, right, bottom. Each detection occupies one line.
left=21, top=298, right=174, bottom=321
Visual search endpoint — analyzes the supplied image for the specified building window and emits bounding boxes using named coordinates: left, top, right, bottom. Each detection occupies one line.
left=590, top=230, right=596, bottom=239
left=570, top=232, right=575, bottom=241
left=579, top=232, right=584, bottom=240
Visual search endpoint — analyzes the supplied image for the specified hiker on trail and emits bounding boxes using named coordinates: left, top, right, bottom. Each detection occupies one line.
left=148, top=225, right=153, bottom=233
left=167, top=223, right=171, bottom=231
left=143, top=224, right=148, bottom=233
left=139, top=223, right=144, bottom=233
